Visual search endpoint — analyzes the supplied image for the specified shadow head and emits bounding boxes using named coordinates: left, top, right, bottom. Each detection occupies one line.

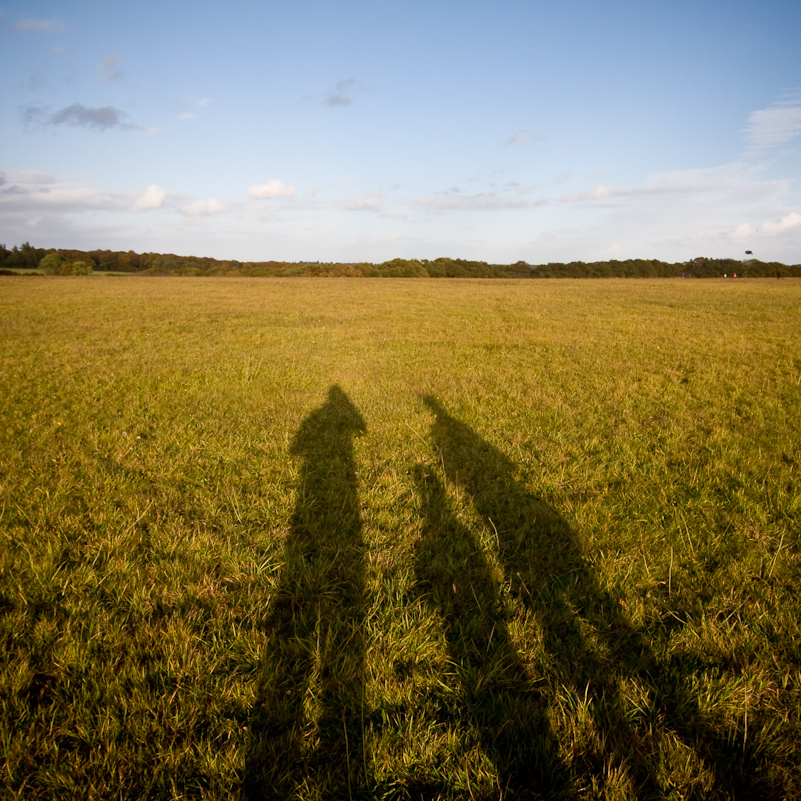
left=325, top=384, right=366, bottom=436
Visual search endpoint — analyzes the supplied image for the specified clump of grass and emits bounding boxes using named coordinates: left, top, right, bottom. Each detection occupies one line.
left=1, top=277, right=800, bottom=798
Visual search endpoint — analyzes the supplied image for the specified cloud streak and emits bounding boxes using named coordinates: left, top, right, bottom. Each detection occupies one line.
left=181, top=198, right=226, bottom=217
left=246, top=179, right=297, bottom=199
left=339, top=192, right=384, bottom=212
left=14, top=17, right=66, bottom=32
left=98, top=53, right=123, bottom=83
left=556, top=164, right=784, bottom=209
left=0, top=171, right=141, bottom=215
left=324, top=79, right=357, bottom=107
left=745, top=92, right=801, bottom=149
left=506, top=128, right=531, bottom=146
left=523, top=161, right=800, bottom=261
left=733, top=211, right=801, bottom=240
left=413, top=192, right=535, bottom=213
left=23, top=103, right=138, bottom=131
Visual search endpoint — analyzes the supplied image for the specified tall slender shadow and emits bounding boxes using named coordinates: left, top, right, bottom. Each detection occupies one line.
left=421, top=396, right=773, bottom=799
left=244, top=385, right=367, bottom=800
left=413, top=464, right=571, bottom=799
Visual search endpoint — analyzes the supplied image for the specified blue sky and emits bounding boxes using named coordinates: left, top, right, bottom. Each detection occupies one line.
left=1, top=0, right=800, bottom=263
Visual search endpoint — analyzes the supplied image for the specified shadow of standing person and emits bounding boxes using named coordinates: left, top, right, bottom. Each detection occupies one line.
left=421, top=395, right=775, bottom=799
left=421, top=395, right=665, bottom=798
left=243, top=385, right=367, bottom=800
left=412, top=464, right=572, bottom=799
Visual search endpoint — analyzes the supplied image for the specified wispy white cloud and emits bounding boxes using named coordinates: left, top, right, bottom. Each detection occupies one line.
left=413, top=191, right=534, bottom=213
left=23, top=102, right=138, bottom=131
left=175, top=97, right=211, bottom=121
left=134, top=185, right=167, bottom=210
left=557, top=163, right=780, bottom=208
left=181, top=198, right=226, bottom=216
left=523, top=161, right=799, bottom=261
left=336, top=175, right=360, bottom=188
left=732, top=211, right=801, bottom=240
left=246, top=179, right=297, bottom=199
left=506, top=128, right=531, bottom=146
left=339, top=192, right=384, bottom=211
left=0, top=172, right=183, bottom=252
left=14, top=17, right=66, bottom=32
left=559, top=183, right=615, bottom=204
left=0, top=170, right=52, bottom=186
left=26, top=71, right=46, bottom=91
left=98, top=52, right=123, bottom=83
left=0, top=171, right=240, bottom=228
left=504, top=181, right=538, bottom=194
left=324, top=78, right=357, bottom=107
left=0, top=171, right=138, bottom=214
left=745, top=92, right=801, bottom=149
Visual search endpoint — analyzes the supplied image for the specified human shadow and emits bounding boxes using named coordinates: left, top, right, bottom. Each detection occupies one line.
left=243, top=385, right=367, bottom=800
left=421, top=395, right=774, bottom=799
left=412, top=464, right=571, bottom=799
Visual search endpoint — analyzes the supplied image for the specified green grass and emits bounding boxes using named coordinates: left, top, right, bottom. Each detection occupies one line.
left=1, top=277, right=800, bottom=799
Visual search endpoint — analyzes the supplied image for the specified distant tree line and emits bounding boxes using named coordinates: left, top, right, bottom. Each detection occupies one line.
left=1, top=242, right=799, bottom=278
left=528, top=256, right=800, bottom=278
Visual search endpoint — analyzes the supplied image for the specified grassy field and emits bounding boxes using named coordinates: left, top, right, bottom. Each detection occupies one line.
left=1, top=277, right=800, bottom=800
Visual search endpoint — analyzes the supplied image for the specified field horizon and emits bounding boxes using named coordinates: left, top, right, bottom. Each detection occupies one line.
left=2, top=277, right=800, bottom=799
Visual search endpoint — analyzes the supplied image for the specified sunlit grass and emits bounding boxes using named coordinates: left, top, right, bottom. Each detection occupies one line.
left=1, top=277, right=800, bottom=799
